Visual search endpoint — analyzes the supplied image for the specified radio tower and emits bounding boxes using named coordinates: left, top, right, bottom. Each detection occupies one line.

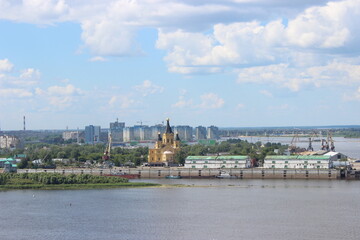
left=23, top=116, right=26, bottom=131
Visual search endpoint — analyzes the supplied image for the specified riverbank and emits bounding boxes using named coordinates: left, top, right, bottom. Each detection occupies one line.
left=0, top=172, right=161, bottom=190
left=0, top=182, right=160, bottom=190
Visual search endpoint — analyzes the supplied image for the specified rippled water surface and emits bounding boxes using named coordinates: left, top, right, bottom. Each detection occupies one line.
left=1, top=179, right=360, bottom=240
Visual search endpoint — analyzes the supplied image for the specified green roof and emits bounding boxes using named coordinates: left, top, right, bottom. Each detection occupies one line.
left=217, top=156, right=248, bottom=160
left=12, top=164, right=17, bottom=168
left=186, top=156, right=217, bottom=160
left=0, top=158, right=15, bottom=162
left=265, top=155, right=330, bottom=160
left=186, top=155, right=248, bottom=161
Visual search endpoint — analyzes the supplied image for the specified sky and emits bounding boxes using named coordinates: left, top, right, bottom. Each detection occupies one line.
left=0, top=0, right=360, bottom=130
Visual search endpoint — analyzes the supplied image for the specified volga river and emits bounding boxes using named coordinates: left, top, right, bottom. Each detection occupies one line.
left=1, top=136, right=360, bottom=240
left=1, top=179, right=360, bottom=240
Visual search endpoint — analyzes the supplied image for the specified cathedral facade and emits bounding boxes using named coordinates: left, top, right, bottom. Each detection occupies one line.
left=148, top=119, right=180, bottom=166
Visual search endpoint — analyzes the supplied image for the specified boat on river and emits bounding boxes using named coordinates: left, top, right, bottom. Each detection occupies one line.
left=165, top=175, right=182, bottom=179
left=215, top=171, right=237, bottom=179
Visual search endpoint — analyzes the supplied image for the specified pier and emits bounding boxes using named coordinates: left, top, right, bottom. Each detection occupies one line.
left=17, top=167, right=360, bottom=180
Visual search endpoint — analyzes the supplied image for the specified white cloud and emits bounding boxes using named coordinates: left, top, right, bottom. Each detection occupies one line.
left=286, top=0, right=359, bottom=48
left=89, top=56, right=107, bottom=62
left=260, top=90, right=273, bottom=97
left=198, top=93, right=224, bottom=109
left=236, top=103, right=245, bottom=110
left=108, top=95, right=136, bottom=109
left=236, top=61, right=360, bottom=91
left=46, top=84, right=82, bottom=96
left=156, top=0, right=360, bottom=74
left=35, top=84, right=83, bottom=108
left=134, top=80, right=164, bottom=96
left=0, top=88, right=33, bottom=98
left=0, top=59, right=13, bottom=72
left=172, top=95, right=193, bottom=108
left=0, top=0, right=70, bottom=24
left=344, top=87, right=360, bottom=101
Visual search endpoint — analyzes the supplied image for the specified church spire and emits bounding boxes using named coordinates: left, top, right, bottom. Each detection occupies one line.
left=165, top=118, right=173, bottom=134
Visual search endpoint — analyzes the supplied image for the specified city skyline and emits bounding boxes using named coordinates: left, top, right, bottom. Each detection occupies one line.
left=1, top=0, right=360, bottom=130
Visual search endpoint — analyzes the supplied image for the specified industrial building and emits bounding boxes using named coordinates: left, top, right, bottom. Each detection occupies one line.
left=263, top=155, right=334, bottom=169
left=185, top=155, right=251, bottom=169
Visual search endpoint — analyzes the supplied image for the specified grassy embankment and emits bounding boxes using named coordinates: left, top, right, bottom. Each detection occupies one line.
left=0, top=173, right=159, bottom=190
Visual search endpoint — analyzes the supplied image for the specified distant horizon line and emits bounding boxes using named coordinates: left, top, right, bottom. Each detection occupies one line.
left=1, top=124, right=360, bottom=132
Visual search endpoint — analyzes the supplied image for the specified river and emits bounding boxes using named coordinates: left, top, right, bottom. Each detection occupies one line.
left=1, top=179, right=360, bottom=240
left=239, top=136, right=360, bottom=159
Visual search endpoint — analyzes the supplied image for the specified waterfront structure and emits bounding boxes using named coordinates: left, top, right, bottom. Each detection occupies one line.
left=195, top=126, right=207, bottom=140
left=148, top=119, right=181, bottom=166
left=185, top=155, right=251, bottom=169
left=3, top=161, right=17, bottom=173
left=110, top=119, right=125, bottom=143
left=0, top=158, right=17, bottom=168
left=0, top=135, right=20, bottom=149
left=85, top=125, right=101, bottom=144
left=207, top=126, right=219, bottom=139
left=173, top=125, right=193, bottom=142
left=263, top=155, right=333, bottom=169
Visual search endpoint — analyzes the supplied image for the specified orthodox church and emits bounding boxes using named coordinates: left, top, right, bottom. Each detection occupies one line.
left=148, top=119, right=181, bottom=166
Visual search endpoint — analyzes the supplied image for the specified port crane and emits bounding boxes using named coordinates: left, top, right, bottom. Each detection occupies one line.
left=321, top=131, right=335, bottom=151
left=102, top=131, right=112, bottom=161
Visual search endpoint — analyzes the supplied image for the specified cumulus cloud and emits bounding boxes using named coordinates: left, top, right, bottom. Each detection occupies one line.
left=172, top=95, right=193, bottom=108
left=198, top=93, right=224, bottom=109
left=157, top=0, right=360, bottom=75
left=0, top=0, right=70, bottom=24
left=134, top=80, right=164, bottom=96
left=35, top=84, right=83, bottom=108
left=89, top=56, right=107, bottom=62
left=236, top=103, right=245, bottom=110
left=109, top=95, right=136, bottom=109
left=0, top=88, right=33, bottom=98
left=260, top=90, right=273, bottom=97
left=344, top=87, right=360, bottom=101
left=236, top=61, right=360, bottom=91
left=0, top=59, right=13, bottom=72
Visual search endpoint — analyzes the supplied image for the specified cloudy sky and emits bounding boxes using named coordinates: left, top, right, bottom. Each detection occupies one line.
left=0, top=0, right=360, bottom=130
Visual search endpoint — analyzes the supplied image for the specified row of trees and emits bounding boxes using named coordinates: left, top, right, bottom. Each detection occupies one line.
left=8, top=143, right=148, bottom=169
left=0, top=173, right=129, bottom=185
left=3, top=138, right=287, bottom=169
left=175, top=139, right=287, bottom=165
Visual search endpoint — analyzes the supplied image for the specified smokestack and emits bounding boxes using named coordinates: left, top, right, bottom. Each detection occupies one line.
left=23, top=116, right=26, bottom=131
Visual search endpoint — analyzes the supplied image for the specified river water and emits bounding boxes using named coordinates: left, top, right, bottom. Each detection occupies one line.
left=1, top=179, right=360, bottom=240
left=240, top=136, right=360, bottom=159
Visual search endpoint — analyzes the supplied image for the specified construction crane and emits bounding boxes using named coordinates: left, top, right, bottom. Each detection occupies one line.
left=102, top=131, right=112, bottom=161
left=289, top=133, right=300, bottom=154
left=321, top=131, right=335, bottom=151
left=328, top=131, right=335, bottom=151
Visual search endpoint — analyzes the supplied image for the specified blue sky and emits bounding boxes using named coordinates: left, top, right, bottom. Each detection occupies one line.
left=0, top=0, right=360, bottom=130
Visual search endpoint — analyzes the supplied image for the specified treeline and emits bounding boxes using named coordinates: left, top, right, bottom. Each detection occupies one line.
left=175, top=139, right=287, bottom=165
left=0, top=173, right=128, bottom=185
left=5, top=139, right=287, bottom=168
left=10, top=143, right=148, bottom=168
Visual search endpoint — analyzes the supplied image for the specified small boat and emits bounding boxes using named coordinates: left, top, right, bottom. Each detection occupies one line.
left=165, top=175, right=182, bottom=179
left=216, top=171, right=237, bottom=179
